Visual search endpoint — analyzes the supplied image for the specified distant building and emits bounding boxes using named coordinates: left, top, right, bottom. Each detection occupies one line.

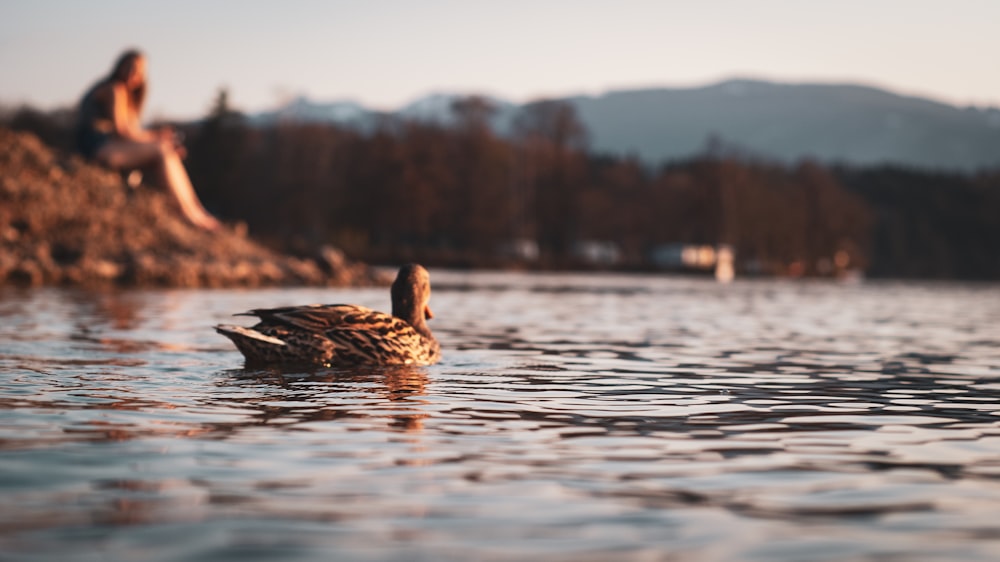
left=649, top=243, right=716, bottom=269
left=497, top=238, right=540, bottom=261
left=573, top=240, right=621, bottom=266
left=715, top=245, right=735, bottom=283
left=650, top=243, right=736, bottom=282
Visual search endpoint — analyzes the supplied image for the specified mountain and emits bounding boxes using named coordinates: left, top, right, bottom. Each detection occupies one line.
left=395, top=92, right=519, bottom=131
left=254, top=80, right=1000, bottom=171
left=250, top=96, right=376, bottom=129
left=570, top=80, right=1000, bottom=170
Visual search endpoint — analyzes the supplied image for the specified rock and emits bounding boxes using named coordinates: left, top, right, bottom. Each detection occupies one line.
left=0, top=128, right=389, bottom=288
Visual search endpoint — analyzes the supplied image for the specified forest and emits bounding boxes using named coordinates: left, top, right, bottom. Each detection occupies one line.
left=4, top=93, right=1000, bottom=280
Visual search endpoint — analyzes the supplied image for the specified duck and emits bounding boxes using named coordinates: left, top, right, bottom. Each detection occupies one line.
left=215, top=264, right=440, bottom=367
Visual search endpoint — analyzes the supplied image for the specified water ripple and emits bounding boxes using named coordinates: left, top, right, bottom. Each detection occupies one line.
left=1, top=276, right=1000, bottom=560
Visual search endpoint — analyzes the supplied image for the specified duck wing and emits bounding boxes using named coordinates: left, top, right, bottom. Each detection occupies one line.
left=240, top=304, right=379, bottom=332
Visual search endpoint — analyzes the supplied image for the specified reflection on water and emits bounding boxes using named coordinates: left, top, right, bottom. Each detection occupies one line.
left=224, top=365, right=430, bottom=433
left=1, top=274, right=999, bottom=561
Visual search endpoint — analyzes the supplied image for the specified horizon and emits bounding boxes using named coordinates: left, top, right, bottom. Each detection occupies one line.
left=4, top=74, right=995, bottom=121
left=3, top=1, right=1000, bottom=120
left=264, top=75, right=1000, bottom=114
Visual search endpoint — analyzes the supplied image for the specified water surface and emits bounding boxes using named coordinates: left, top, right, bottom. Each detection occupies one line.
left=1, top=272, right=999, bottom=561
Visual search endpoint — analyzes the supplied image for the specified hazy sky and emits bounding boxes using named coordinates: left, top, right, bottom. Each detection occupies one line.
left=2, top=0, right=999, bottom=120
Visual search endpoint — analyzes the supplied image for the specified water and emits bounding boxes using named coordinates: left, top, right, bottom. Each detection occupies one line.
left=1, top=271, right=999, bottom=561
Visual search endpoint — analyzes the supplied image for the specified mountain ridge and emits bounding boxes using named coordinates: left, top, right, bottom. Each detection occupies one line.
left=252, top=79, right=1000, bottom=171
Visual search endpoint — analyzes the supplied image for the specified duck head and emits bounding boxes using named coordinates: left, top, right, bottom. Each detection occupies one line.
left=391, top=264, right=434, bottom=336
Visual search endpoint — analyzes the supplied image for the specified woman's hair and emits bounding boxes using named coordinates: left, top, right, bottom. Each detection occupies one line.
left=108, top=49, right=146, bottom=116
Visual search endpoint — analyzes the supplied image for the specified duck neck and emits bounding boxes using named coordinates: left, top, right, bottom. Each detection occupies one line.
left=394, top=301, right=432, bottom=340
left=409, top=315, right=432, bottom=340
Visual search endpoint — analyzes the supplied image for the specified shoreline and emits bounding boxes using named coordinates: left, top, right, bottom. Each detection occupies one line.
left=0, top=128, right=387, bottom=289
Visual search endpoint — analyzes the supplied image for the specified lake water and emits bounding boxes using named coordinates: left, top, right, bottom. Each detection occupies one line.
left=1, top=271, right=999, bottom=561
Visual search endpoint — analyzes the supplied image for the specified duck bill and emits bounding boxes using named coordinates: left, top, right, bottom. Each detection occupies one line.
left=424, top=305, right=434, bottom=320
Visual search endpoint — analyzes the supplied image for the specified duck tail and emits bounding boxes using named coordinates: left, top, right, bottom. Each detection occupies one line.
left=215, top=324, right=287, bottom=363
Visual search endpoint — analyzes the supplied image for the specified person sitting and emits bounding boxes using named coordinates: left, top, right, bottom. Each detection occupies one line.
left=75, top=49, right=220, bottom=231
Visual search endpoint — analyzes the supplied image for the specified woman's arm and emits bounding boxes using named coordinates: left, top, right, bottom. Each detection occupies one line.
left=110, top=82, right=158, bottom=142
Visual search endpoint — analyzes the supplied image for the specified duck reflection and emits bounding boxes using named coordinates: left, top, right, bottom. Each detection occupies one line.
left=219, top=365, right=431, bottom=434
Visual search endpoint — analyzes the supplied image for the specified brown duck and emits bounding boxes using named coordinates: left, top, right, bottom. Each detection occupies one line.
left=216, top=264, right=440, bottom=367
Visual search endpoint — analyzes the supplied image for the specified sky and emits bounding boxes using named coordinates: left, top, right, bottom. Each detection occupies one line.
left=2, top=0, right=1000, bottom=121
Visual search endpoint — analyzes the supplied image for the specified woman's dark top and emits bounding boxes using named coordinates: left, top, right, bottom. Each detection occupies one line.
left=74, top=80, right=115, bottom=159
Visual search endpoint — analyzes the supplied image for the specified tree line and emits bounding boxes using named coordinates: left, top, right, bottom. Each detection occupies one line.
left=4, top=94, right=999, bottom=279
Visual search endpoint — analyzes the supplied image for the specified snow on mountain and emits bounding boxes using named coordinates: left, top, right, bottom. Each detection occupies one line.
left=250, top=80, right=1000, bottom=171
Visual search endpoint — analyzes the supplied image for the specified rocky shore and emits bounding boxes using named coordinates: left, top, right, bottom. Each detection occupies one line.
left=0, top=128, right=387, bottom=288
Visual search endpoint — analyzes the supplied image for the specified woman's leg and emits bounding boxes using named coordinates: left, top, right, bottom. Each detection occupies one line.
left=159, top=147, right=220, bottom=230
left=95, top=138, right=162, bottom=170
left=97, top=140, right=220, bottom=230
